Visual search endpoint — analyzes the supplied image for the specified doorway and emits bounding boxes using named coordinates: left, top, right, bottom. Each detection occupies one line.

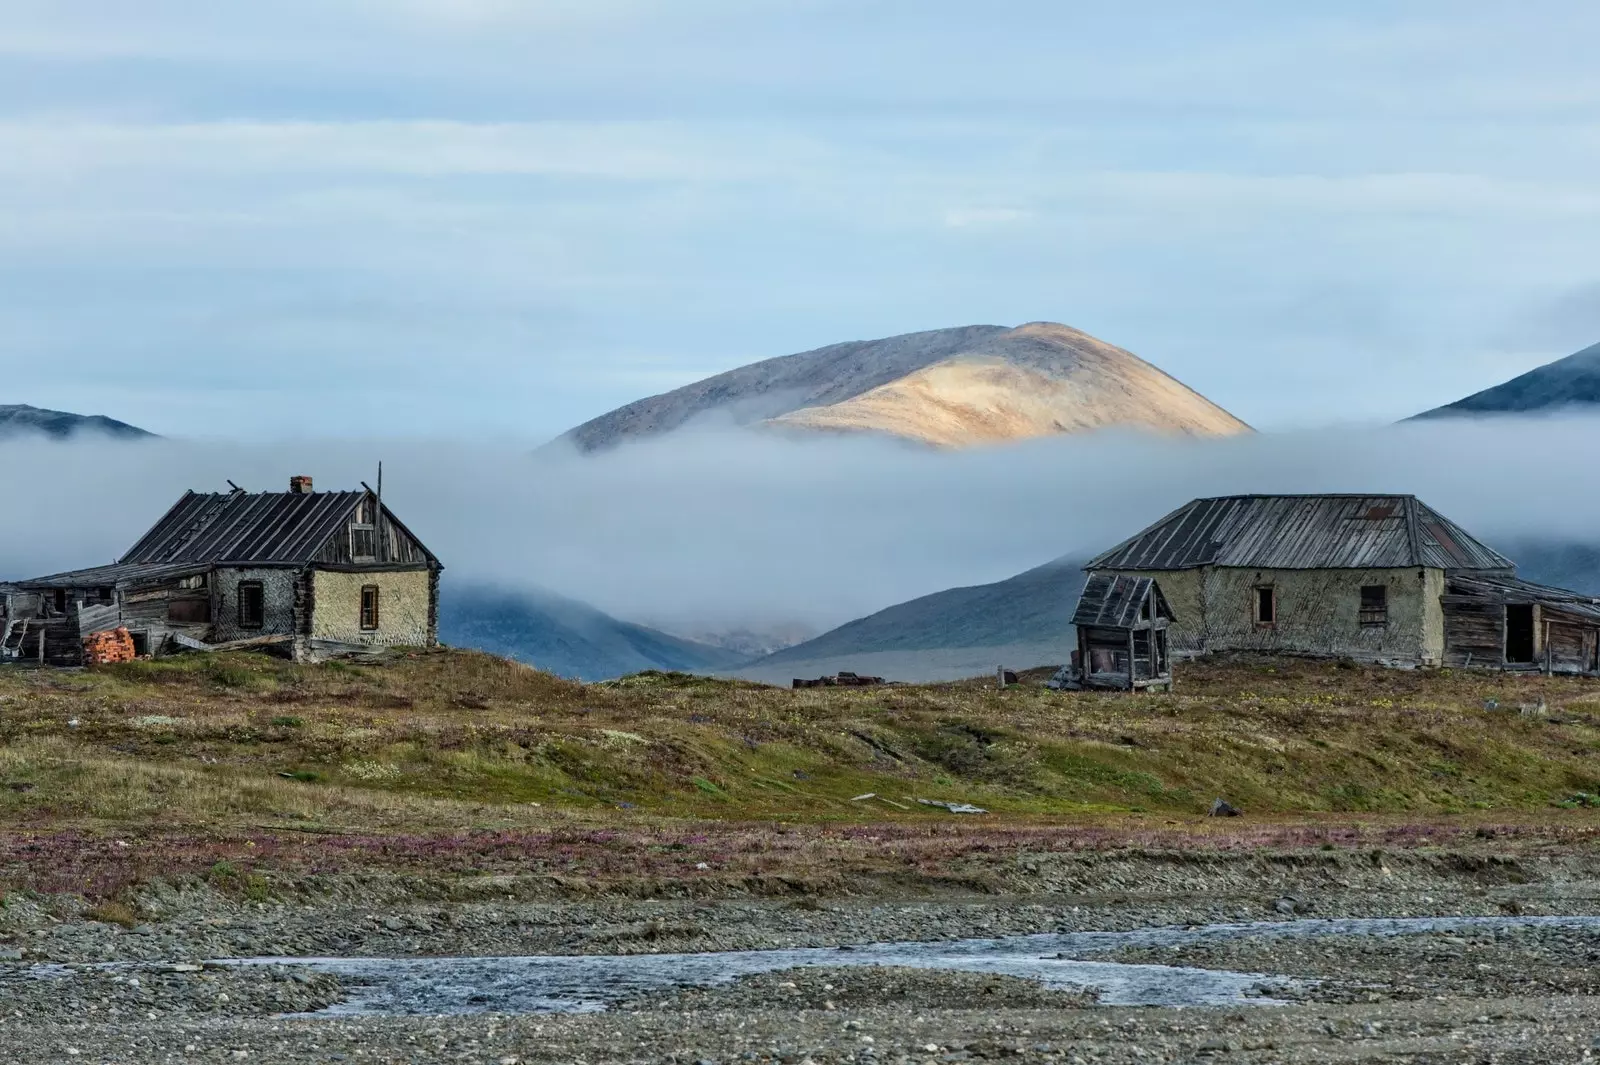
left=1505, top=604, right=1535, bottom=664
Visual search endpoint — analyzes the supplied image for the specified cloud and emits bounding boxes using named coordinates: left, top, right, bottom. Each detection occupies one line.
left=943, top=207, right=1030, bottom=229
left=5, top=416, right=1600, bottom=636
left=1494, top=282, right=1600, bottom=355
left=0, top=121, right=827, bottom=182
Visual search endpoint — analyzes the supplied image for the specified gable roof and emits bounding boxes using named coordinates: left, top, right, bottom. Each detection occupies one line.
left=15, top=561, right=212, bottom=591
left=1086, top=495, right=1513, bottom=573
left=1072, top=573, right=1175, bottom=629
left=120, top=489, right=440, bottom=567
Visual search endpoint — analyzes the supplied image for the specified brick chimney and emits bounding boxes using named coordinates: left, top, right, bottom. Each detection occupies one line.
left=289, top=475, right=314, bottom=495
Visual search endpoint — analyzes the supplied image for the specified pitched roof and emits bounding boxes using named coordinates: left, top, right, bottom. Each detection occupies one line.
left=15, top=561, right=211, bottom=590
left=1087, top=495, right=1513, bottom=573
left=1447, top=573, right=1600, bottom=622
left=1072, top=573, right=1175, bottom=629
left=120, top=489, right=439, bottom=567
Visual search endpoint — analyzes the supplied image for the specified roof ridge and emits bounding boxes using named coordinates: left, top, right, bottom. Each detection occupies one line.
left=1191, top=492, right=1420, bottom=501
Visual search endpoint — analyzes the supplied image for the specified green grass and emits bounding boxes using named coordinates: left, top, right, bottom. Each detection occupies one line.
left=0, top=649, right=1598, bottom=835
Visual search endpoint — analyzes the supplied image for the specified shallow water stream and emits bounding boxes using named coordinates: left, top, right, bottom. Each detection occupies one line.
left=204, top=913, right=1600, bottom=1016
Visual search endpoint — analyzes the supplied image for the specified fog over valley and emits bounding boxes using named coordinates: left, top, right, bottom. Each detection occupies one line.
left=4, top=415, right=1599, bottom=642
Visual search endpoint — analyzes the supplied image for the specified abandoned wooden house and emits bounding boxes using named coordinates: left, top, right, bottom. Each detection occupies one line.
left=1068, top=573, right=1176, bottom=691
left=1083, top=494, right=1600, bottom=674
left=1, top=476, right=442, bottom=666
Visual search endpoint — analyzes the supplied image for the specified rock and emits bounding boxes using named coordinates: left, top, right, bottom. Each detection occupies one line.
left=1208, top=798, right=1241, bottom=817
left=1273, top=897, right=1299, bottom=916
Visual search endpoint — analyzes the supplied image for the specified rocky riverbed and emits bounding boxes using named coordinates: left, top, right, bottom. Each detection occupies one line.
left=3, top=845, right=1600, bottom=1062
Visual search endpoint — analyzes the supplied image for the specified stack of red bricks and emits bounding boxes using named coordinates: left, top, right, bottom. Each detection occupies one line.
left=82, top=627, right=136, bottom=665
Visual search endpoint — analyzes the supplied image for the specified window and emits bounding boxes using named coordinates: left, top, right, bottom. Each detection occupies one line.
left=360, top=585, right=380, bottom=631
left=178, top=574, right=207, bottom=591
left=351, top=501, right=376, bottom=561
left=238, top=581, right=265, bottom=629
left=1254, top=585, right=1276, bottom=626
left=1359, top=585, right=1388, bottom=627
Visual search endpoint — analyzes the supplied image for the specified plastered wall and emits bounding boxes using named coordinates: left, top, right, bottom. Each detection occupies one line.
left=310, top=569, right=432, bottom=646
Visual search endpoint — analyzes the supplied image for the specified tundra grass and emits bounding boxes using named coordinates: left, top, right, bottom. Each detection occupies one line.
left=1, top=649, right=1598, bottom=898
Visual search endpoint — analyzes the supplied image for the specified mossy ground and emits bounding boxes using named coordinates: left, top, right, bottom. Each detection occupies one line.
left=2, top=650, right=1599, bottom=829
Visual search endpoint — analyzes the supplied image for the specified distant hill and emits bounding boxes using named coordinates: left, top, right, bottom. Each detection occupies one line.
left=738, top=557, right=1087, bottom=685
left=0, top=404, right=154, bottom=440
left=438, top=584, right=749, bottom=681
left=557, top=322, right=1250, bottom=452
left=1412, top=340, right=1600, bottom=418
left=1507, top=541, right=1600, bottom=596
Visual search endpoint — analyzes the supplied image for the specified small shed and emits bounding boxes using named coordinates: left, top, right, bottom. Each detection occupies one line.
left=1070, top=574, right=1176, bottom=691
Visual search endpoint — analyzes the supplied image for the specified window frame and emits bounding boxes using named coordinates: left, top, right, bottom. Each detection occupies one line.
left=359, top=584, right=380, bottom=631
left=350, top=499, right=377, bottom=562
left=1253, top=584, right=1277, bottom=627
left=1358, top=584, right=1389, bottom=628
left=237, top=580, right=265, bottom=630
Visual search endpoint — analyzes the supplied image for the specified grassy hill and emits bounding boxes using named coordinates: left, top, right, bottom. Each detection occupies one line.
left=3, top=649, right=1597, bottom=827
left=3, top=649, right=1598, bottom=899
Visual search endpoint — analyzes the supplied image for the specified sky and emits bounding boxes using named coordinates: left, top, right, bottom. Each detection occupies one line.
left=4, top=1, right=1600, bottom=439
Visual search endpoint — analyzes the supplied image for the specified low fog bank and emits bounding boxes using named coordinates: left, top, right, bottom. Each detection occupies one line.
left=2, top=416, right=1599, bottom=633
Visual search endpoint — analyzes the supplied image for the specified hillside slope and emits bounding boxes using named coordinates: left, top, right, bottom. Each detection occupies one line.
left=739, top=557, right=1087, bottom=684
left=438, top=584, right=748, bottom=681
left=558, top=322, right=1250, bottom=451
left=0, top=404, right=154, bottom=440
left=1412, top=340, right=1600, bottom=418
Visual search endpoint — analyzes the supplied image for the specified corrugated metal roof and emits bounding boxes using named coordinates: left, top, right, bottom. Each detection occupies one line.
left=16, top=561, right=212, bottom=589
left=1086, top=495, right=1513, bottom=573
left=121, top=490, right=376, bottom=565
left=1448, top=573, right=1600, bottom=622
left=1071, top=573, right=1175, bottom=628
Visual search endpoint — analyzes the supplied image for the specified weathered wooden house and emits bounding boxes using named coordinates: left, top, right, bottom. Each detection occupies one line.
left=1069, top=573, right=1176, bottom=691
left=1084, top=494, right=1600, bottom=674
left=1, top=476, right=442, bottom=666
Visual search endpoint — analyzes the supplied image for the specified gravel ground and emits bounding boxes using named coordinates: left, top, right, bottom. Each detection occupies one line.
left=614, top=966, right=1101, bottom=1012
left=0, top=845, right=1588, bottom=965
left=0, top=961, right=343, bottom=1021
left=4, top=991, right=1598, bottom=1063
left=1112, top=924, right=1600, bottom=1004
left=3, top=847, right=1599, bottom=1062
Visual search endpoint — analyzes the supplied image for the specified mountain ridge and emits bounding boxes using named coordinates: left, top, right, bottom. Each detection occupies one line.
left=1412, top=340, right=1600, bottom=418
left=558, top=322, right=1250, bottom=451
left=437, top=583, right=748, bottom=681
left=0, top=404, right=154, bottom=441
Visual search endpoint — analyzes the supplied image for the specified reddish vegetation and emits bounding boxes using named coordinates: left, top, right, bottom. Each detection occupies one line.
left=3, top=818, right=1594, bottom=901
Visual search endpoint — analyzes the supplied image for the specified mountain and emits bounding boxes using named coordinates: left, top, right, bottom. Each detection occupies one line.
left=437, top=584, right=749, bottom=681
left=1412, top=340, right=1600, bottom=418
left=558, top=322, right=1251, bottom=452
left=738, top=557, right=1087, bottom=685
left=0, top=404, right=154, bottom=440
left=1506, top=540, right=1600, bottom=597
left=655, top=623, right=817, bottom=660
